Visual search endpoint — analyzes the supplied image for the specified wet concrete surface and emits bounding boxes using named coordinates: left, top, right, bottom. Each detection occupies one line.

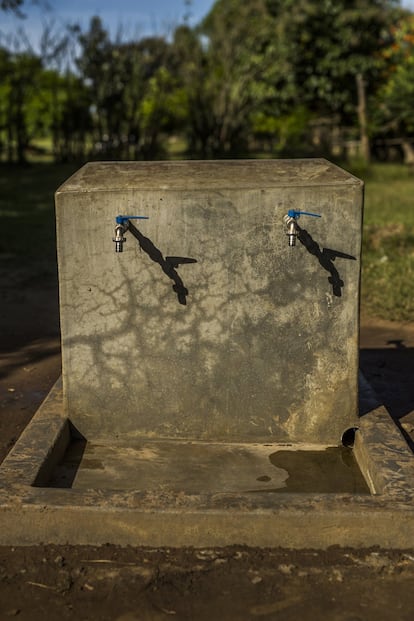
left=268, top=446, right=368, bottom=493
left=46, top=439, right=369, bottom=494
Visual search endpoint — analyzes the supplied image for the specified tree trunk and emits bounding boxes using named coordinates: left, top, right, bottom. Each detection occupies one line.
left=356, top=73, right=370, bottom=165
left=401, top=139, right=414, bottom=166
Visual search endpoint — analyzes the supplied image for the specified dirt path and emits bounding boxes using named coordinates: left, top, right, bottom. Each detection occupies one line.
left=1, top=545, right=414, bottom=621
left=1, top=277, right=414, bottom=620
left=0, top=269, right=61, bottom=463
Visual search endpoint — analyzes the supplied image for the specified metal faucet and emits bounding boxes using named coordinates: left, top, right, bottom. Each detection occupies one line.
left=283, top=210, right=321, bottom=247
left=113, top=215, right=149, bottom=252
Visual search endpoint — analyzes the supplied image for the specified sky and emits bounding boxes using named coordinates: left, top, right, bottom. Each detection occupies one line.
left=0, top=0, right=216, bottom=46
left=1, top=0, right=414, bottom=49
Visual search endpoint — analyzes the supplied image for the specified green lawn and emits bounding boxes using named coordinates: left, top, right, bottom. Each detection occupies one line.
left=1, top=160, right=413, bottom=322
left=351, top=163, right=414, bottom=321
left=0, top=163, right=78, bottom=280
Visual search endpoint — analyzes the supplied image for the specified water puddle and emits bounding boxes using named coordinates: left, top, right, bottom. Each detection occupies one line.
left=265, top=447, right=369, bottom=494
left=43, top=441, right=369, bottom=494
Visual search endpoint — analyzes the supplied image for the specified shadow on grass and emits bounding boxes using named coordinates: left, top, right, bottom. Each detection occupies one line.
left=0, top=163, right=72, bottom=378
left=0, top=162, right=78, bottom=264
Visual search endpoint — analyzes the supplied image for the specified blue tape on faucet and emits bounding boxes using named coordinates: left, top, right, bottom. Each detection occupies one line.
left=287, top=210, right=322, bottom=219
left=287, top=210, right=321, bottom=219
left=116, top=215, right=149, bottom=225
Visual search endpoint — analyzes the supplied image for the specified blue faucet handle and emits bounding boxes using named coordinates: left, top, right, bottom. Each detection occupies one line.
left=116, top=215, right=149, bottom=225
left=287, top=210, right=321, bottom=219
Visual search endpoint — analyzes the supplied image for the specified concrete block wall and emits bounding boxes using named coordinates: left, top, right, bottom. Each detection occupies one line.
left=55, top=159, right=363, bottom=444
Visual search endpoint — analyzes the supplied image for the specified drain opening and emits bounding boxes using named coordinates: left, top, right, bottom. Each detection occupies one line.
left=341, top=427, right=358, bottom=448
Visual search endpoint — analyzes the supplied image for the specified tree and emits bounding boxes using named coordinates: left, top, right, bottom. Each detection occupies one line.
left=264, top=0, right=401, bottom=160
left=373, top=13, right=414, bottom=162
left=76, top=18, right=175, bottom=159
left=172, top=1, right=281, bottom=156
left=122, top=36, right=173, bottom=158
left=76, top=17, right=112, bottom=148
left=0, top=49, right=42, bottom=163
left=175, top=0, right=400, bottom=158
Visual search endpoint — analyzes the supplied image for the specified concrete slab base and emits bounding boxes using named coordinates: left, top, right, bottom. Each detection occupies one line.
left=1, top=376, right=414, bottom=548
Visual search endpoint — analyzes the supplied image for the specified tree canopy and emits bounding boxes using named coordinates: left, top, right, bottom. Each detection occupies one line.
left=0, top=0, right=412, bottom=163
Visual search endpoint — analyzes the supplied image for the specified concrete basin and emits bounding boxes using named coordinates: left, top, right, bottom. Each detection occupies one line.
left=1, top=374, right=414, bottom=548
left=2, top=160, right=413, bottom=548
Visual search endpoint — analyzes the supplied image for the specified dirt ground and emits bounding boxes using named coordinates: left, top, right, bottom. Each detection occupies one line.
left=1, top=272, right=414, bottom=620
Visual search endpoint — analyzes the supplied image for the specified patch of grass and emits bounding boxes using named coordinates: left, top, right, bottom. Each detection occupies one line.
left=0, top=162, right=78, bottom=280
left=362, top=224, right=414, bottom=321
left=352, top=163, right=414, bottom=321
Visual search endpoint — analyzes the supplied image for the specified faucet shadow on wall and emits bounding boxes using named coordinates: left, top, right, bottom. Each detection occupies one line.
left=128, top=221, right=197, bottom=305
left=297, top=225, right=356, bottom=297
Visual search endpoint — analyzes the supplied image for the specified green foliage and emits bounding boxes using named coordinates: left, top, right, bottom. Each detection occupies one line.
left=138, top=67, right=179, bottom=158
left=76, top=18, right=175, bottom=158
left=0, top=50, right=43, bottom=163
left=362, top=234, right=414, bottom=321
left=172, top=1, right=284, bottom=156
left=0, top=0, right=411, bottom=163
left=268, top=0, right=399, bottom=120
left=252, top=106, right=311, bottom=154
left=177, top=0, right=401, bottom=155
left=374, top=15, right=414, bottom=135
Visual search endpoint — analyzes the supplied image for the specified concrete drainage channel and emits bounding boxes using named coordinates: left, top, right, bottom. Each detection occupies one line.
left=1, top=159, right=414, bottom=548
